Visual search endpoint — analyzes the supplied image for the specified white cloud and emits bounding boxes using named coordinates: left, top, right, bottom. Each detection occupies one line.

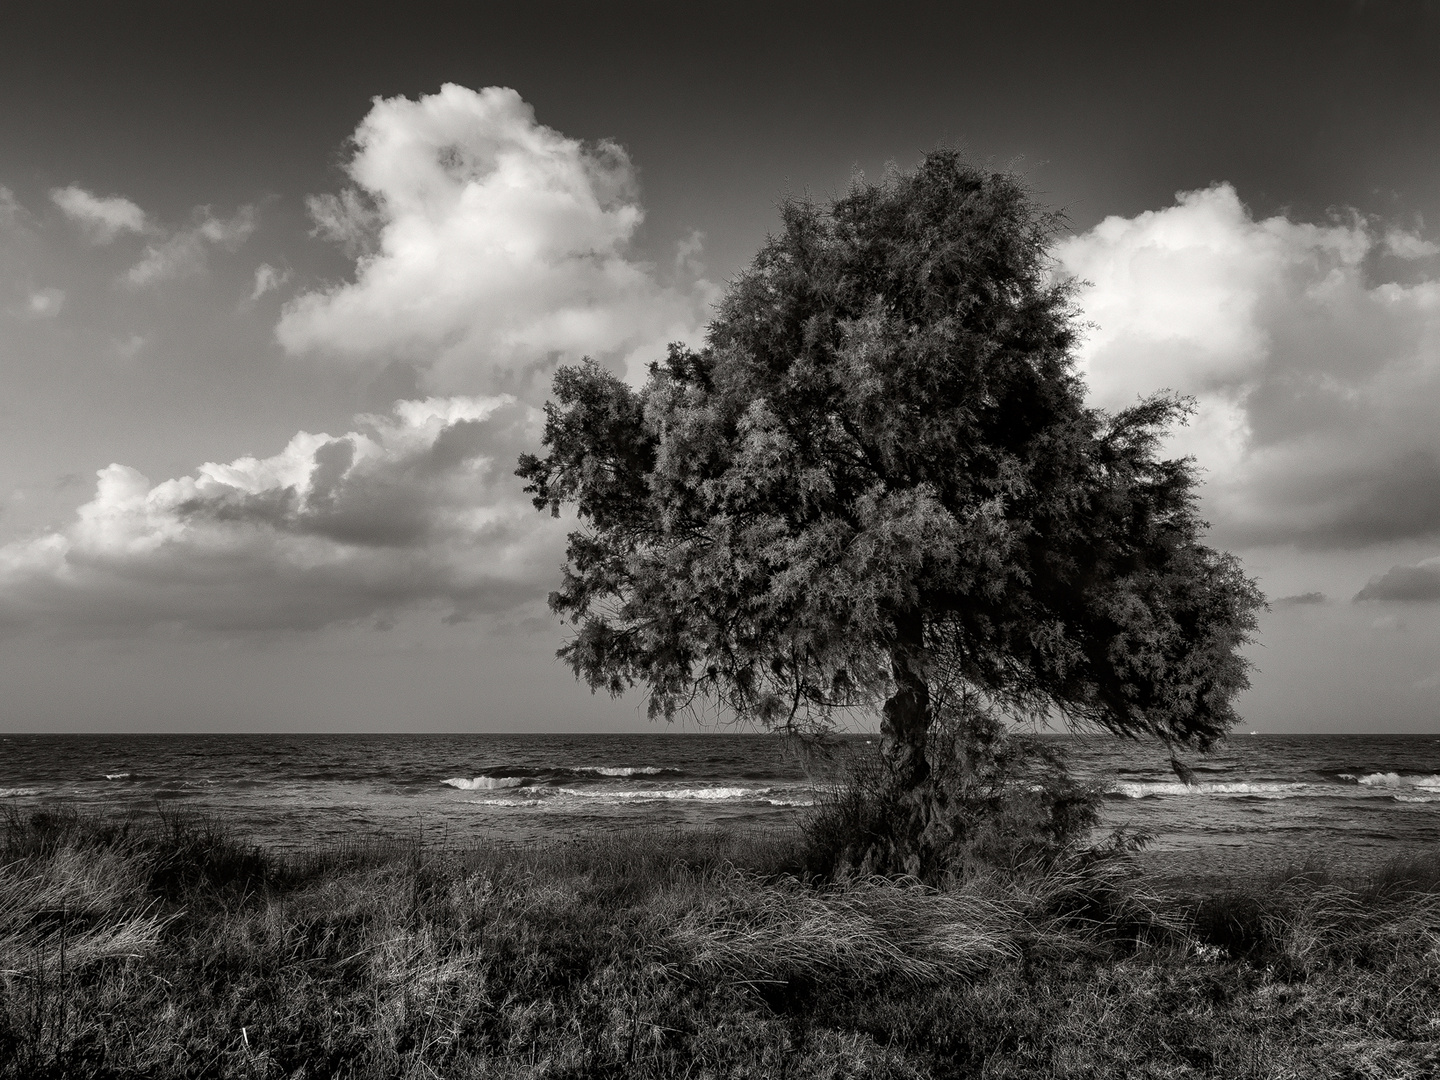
left=126, top=234, right=205, bottom=287
left=51, top=185, right=147, bottom=243
left=250, top=263, right=291, bottom=302
left=1386, top=229, right=1440, bottom=260
left=0, top=92, right=712, bottom=638
left=0, top=396, right=560, bottom=633
left=24, top=288, right=64, bottom=318
left=1056, top=183, right=1440, bottom=549
left=306, top=188, right=383, bottom=257
left=124, top=206, right=257, bottom=287
left=278, top=84, right=715, bottom=391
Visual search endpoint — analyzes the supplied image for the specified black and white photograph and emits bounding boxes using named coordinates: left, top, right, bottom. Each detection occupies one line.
left=3, top=2, right=1440, bottom=1075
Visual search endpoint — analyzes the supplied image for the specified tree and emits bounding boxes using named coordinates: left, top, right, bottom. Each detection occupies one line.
left=517, top=150, right=1263, bottom=805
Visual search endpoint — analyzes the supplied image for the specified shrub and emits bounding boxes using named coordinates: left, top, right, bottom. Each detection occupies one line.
left=802, top=698, right=1103, bottom=881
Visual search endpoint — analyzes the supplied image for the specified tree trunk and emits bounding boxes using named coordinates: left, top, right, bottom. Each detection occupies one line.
left=880, top=611, right=930, bottom=790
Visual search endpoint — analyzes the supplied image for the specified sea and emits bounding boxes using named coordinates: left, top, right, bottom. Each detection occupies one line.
left=4, top=732, right=1440, bottom=885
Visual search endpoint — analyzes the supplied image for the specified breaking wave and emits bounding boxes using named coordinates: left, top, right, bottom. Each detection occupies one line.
left=1112, top=772, right=1440, bottom=800
left=1110, top=780, right=1315, bottom=799
left=0, top=788, right=41, bottom=797
left=551, top=785, right=773, bottom=801
left=440, top=765, right=684, bottom=790
left=461, top=785, right=809, bottom=806
left=1353, top=772, right=1440, bottom=790
left=443, top=776, right=528, bottom=791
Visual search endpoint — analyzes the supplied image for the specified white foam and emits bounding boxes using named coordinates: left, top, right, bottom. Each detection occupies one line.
left=576, top=766, right=676, bottom=777
left=442, top=776, right=526, bottom=790
left=1356, top=772, right=1440, bottom=790
left=0, top=787, right=41, bottom=797
left=105, top=772, right=132, bottom=780
left=462, top=784, right=812, bottom=807
left=1111, top=780, right=1315, bottom=799
left=550, top=786, right=770, bottom=801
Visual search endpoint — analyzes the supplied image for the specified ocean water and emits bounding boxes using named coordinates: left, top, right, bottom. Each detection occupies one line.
left=4, top=732, right=1440, bottom=883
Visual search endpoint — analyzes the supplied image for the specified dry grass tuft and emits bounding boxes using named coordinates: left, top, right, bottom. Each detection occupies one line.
left=665, top=868, right=1023, bottom=986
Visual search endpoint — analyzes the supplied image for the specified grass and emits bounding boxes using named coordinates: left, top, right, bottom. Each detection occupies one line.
left=2, top=807, right=1439, bottom=1078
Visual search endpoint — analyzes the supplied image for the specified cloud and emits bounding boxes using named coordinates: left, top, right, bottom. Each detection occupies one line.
left=0, top=92, right=714, bottom=639
left=23, top=288, right=64, bottom=318
left=1354, top=558, right=1440, bottom=603
left=1056, top=184, right=1440, bottom=550
left=43, top=185, right=256, bottom=285
left=51, top=185, right=147, bottom=243
left=306, top=188, right=383, bottom=258
left=0, top=92, right=713, bottom=638
left=0, top=396, right=560, bottom=634
left=0, top=187, right=29, bottom=232
left=114, top=334, right=146, bottom=359
left=125, top=206, right=257, bottom=287
left=278, top=84, right=714, bottom=392
left=1386, top=229, right=1440, bottom=260
left=249, top=263, right=291, bottom=302
left=1276, top=591, right=1327, bottom=606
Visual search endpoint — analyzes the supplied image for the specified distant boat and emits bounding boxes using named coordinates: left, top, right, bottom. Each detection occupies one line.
left=1249, top=731, right=1259, bottom=735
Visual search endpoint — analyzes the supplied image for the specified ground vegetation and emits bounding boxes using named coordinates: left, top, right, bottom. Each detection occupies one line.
left=3, top=808, right=1438, bottom=1079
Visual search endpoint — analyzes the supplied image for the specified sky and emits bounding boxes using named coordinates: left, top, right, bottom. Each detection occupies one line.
left=2, top=0, right=1440, bottom=732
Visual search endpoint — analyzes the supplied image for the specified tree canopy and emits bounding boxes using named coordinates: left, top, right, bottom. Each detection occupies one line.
left=517, top=150, right=1263, bottom=783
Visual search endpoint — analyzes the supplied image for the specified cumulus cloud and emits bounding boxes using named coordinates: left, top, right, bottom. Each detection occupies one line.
left=278, top=84, right=714, bottom=391
left=1386, top=229, right=1440, bottom=260
left=0, top=93, right=712, bottom=637
left=51, top=185, right=147, bottom=243
left=1056, top=184, right=1440, bottom=549
left=1354, top=558, right=1440, bottom=603
left=0, top=396, right=560, bottom=633
left=249, top=263, right=291, bottom=302
left=125, top=206, right=257, bottom=287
